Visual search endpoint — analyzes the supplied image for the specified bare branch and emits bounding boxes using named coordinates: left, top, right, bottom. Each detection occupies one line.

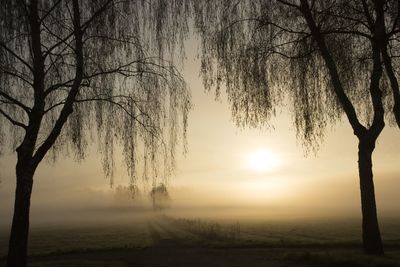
left=382, top=39, right=400, bottom=128
left=321, top=29, right=372, bottom=39
left=0, top=108, right=27, bottom=129
left=0, top=68, right=33, bottom=86
left=361, top=0, right=374, bottom=29
left=39, top=0, right=63, bottom=24
left=0, top=91, right=31, bottom=113
left=299, top=0, right=368, bottom=136
left=0, top=42, right=33, bottom=72
left=43, top=0, right=114, bottom=58
left=276, top=0, right=299, bottom=9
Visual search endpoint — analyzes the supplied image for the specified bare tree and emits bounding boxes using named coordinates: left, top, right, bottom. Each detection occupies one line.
left=0, top=0, right=191, bottom=266
left=192, top=0, right=400, bottom=254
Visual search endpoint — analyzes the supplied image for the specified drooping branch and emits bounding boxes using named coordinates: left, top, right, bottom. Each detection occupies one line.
left=39, top=0, right=63, bottom=24
left=361, top=0, right=374, bottom=29
left=75, top=97, right=160, bottom=136
left=0, top=67, right=33, bottom=87
left=321, top=29, right=371, bottom=39
left=317, top=9, right=370, bottom=30
left=1, top=0, right=191, bottom=182
left=42, top=95, right=160, bottom=135
left=0, top=108, right=27, bottom=129
left=0, top=42, right=33, bottom=72
left=299, top=0, right=367, bottom=137
left=44, top=57, right=182, bottom=97
left=0, top=91, right=31, bottom=113
left=276, top=0, right=299, bottom=9
left=390, top=0, right=400, bottom=34
left=382, top=44, right=400, bottom=127
left=43, top=0, right=114, bottom=58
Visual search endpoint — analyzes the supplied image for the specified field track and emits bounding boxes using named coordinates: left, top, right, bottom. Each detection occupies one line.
left=1, top=215, right=400, bottom=266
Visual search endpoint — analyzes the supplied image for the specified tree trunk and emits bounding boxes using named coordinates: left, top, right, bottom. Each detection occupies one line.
left=358, top=140, right=384, bottom=255
left=6, top=162, right=35, bottom=267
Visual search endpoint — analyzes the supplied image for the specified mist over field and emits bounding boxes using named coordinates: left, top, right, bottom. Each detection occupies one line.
left=1, top=19, right=400, bottom=239
left=1, top=144, right=400, bottom=266
left=1, top=169, right=400, bottom=230
left=2, top=1, right=400, bottom=265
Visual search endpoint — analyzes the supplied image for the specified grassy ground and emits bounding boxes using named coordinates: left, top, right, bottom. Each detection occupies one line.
left=1, top=215, right=400, bottom=267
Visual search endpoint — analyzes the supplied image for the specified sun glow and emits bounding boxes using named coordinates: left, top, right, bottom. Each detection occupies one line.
left=246, top=150, right=281, bottom=172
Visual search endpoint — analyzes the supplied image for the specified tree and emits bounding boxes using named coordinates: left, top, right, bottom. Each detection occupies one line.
left=0, top=0, right=191, bottom=266
left=149, top=183, right=170, bottom=210
left=192, top=0, right=400, bottom=254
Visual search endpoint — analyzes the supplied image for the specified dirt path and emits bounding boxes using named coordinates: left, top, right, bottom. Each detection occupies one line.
left=20, top=218, right=301, bottom=267
left=132, top=217, right=303, bottom=267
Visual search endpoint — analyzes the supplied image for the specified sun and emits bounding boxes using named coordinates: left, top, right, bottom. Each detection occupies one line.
left=246, top=150, right=281, bottom=172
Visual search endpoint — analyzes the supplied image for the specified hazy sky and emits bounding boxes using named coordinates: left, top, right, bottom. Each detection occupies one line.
left=1, top=38, right=400, bottom=227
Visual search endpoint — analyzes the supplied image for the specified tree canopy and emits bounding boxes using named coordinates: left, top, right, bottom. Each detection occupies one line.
left=192, top=0, right=400, bottom=254
left=193, top=0, right=400, bottom=150
left=0, top=0, right=192, bottom=184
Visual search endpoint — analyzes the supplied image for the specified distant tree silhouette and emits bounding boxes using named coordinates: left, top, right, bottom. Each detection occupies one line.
left=193, top=0, right=400, bottom=255
left=150, top=183, right=170, bottom=210
left=0, top=0, right=191, bottom=266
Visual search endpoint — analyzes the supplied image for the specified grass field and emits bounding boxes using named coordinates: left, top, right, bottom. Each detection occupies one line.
left=1, top=214, right=400, bottom=267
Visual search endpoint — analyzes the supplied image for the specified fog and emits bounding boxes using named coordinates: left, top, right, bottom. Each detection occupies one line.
left=1, top=37, right=399, bottom=233
left=1, top=166, right=399, bottom=230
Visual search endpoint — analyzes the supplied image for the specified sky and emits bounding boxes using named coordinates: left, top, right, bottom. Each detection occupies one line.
left=1, top=37, right=400, bottom=228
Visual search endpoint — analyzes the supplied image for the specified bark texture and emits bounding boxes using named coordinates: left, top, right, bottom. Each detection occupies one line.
left=358, top=139, right=384, bottom=254
left=7, top=153, right=36, bottom=267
